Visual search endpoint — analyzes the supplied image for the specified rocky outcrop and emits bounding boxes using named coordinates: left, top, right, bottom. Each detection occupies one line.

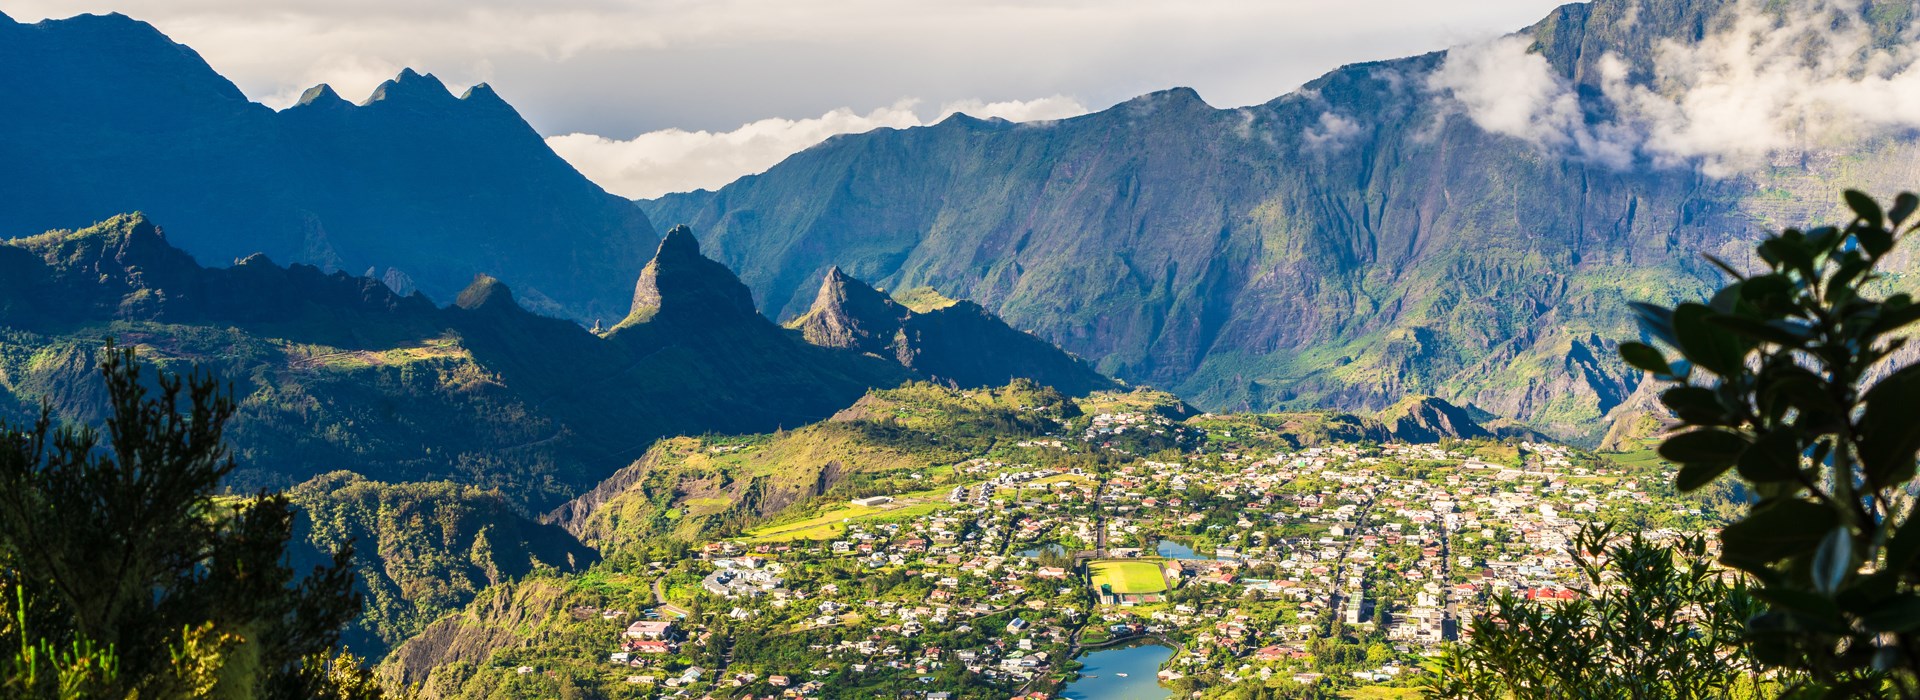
left=616, top=225, right=760, bottom=330
left=380, top=579, right=572, bottom=691
left=790, top=268, right=1120, bottom=396
left=793, top=266, right=906, bottom=356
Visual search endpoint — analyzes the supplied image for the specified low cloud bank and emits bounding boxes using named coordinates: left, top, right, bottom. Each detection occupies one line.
left=1427, top=0, right=1920, bottom=177
left=549, top=96, right=1088, bottom=199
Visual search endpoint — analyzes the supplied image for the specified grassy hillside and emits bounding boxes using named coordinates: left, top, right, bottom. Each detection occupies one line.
left=550, top=380, right=1080, bottom=554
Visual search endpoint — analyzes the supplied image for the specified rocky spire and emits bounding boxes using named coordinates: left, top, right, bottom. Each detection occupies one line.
left=455, top=274, right=518, bottom=313
left=791, top=266, right=906, bottom=355
left=616, top=225, right=760, bottom=330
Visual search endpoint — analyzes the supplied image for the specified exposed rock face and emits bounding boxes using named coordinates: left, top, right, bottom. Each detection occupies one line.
left=1378, top=396, right=1494, bottom=443
left=794, top=266, right=905, bottom=356
left=790, top=268, right=1120, bottom=396
left=380, top=579, right=571, bottom=690
left=0, top=14, right=655, bottom=321
left=617, top=225, right=760, bottom=329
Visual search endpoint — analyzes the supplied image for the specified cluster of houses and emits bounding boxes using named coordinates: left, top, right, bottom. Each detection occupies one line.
left=591, top=418, right=1702, bottom=697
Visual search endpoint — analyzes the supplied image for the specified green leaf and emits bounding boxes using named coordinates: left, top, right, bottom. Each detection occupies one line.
left=1846, top=190, right=1884, bottom=230
left=1883, top=513, right=1920, bottom=576
left=1859, top=364, right=1920, bottom=487
left=1672, top=303, right=1751, bottom=376
left=1865, top=303, right=1920, bottom=339
left=1660, top=386, right=1728, bottom=426
left=1859, top=596, right=1920, bottom=633
left=1754, top=587, right=1840, bottom=619
left=1618, top=342, right=1671, bottom=375
left=1705, top=314, right=1809, bottom=347
left=1759, top=237, right=1816, bottom=283
left=1739, top=273, right=1797, bottom=315
left=1736, top=430, right=1802, bottom=482
left=1891, top=192, right=1919, bottom=227
left=1721, top=499, right=1840, bottom=573
left=1760, top=369, right=1842, bottom=433
left=1676, top=461, right=1736, bottom=492
left=1812, top=527, right=1852, bottom=595
left=1659, top=428, right=1749, bottom=464
left=1857, top=225, right=1894, bottom=257
left=1629, top=302, right=1678, bottom=349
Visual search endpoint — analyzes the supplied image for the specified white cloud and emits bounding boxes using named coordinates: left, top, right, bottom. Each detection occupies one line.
left=5, top=0, right=1569, bottom=137
left=1425, top=35, right=1586, bottom=150
left=1608, top=0, right=1920, bottom=176
left=1301, top=112, right=1363, bottom=152
left=1427, top=0, right=1920, bottom=177
left=548, top=96, right=1089, bottom=199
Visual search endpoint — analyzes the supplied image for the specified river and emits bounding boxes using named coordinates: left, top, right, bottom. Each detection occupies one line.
left=1060, top=644, right=1174, bottom=700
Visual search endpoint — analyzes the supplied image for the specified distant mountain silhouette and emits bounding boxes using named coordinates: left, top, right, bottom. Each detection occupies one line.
left=0, top=12, right=654, bottom=322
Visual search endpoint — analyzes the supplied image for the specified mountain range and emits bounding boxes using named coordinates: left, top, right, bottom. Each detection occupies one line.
left=5, top=0, right=1916, bottom=449
left=0, top=214, right=1129, bottom=505
left=645, top=0, right=1920, bottom=444
left=0, top=10, right=654, bottom=322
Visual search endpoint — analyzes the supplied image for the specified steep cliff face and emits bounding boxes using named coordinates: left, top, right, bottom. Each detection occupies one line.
left=789, top=268, right=1120, bottom=395
left=645, top=0, right=1920, bottom=444
left=0, top=14, right=655, bottom=322
left=380, top=578, right=574, bottom=691
left=287, top=472, right=597, bottom=661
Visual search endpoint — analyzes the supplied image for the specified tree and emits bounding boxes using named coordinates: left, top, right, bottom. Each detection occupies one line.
left=0, top=345, right=383, bottom=698
left=1430, top=524, right=1771, bottom=699
left=1618, top=190, right=1920, bottom=695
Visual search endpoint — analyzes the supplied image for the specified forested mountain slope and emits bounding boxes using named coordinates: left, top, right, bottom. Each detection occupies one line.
left=646, top=0, right=1920, bottom=443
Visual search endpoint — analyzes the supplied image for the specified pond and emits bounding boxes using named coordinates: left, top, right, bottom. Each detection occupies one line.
left=1018, top=542, right=1068, bottom=558
left=1061, top=644, right=1173, bottom=700
left=1154, top=539, right=1215, bottom=560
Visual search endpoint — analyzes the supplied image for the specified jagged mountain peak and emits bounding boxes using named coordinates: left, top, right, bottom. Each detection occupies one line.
left=793, top=267, right=907, bottom=356
left=16, top=212, right=181, bottom=266
left=1119, top=86, right=1212, bottom=114
left=362, top=68, right=456, bottom=106
left=454, top=274, right=519, bottom=312
left=790, top=267, right=1120, bottom=396
left=457, top=82, right=513, bottom=111
left=934, top=112, right=1016, bottom=130
left=656, top=224, right=704, bottom=259
left=615, top=225, right=758, bottom=330
left=815, top=266, right=896, bottom=311
left=293, top=84, right=349, bottom=109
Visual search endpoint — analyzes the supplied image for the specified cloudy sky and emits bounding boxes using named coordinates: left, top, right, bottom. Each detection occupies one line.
left=9, top=0, right=1569, bottom=198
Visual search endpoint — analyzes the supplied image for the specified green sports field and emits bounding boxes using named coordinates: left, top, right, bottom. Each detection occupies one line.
left=1090, top=560, right=1168, bottom=594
